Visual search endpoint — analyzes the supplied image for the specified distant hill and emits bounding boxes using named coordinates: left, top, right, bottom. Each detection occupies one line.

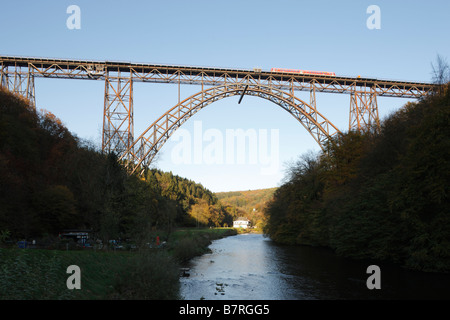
left=215, top=188, right=277, bottom=228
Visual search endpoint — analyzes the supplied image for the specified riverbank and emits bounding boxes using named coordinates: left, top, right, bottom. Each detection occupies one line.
left=168, top=228, right=238, bottom=263
left=0, top=228, right=237, bottom=300
left=263, top=86, right=450, bottom=274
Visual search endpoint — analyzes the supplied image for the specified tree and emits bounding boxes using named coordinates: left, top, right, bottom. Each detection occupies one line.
left=263, top=84, right=450, bottom=272
left=33, top=185, right=78, bottom=234
left=431, top=54, right=450, bottom=86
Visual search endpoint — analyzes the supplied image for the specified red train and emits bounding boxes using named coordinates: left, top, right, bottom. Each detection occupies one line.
left=271, top=68, right=336, bottom=77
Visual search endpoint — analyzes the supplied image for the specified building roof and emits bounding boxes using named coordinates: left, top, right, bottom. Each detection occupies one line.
left=234, top=217, right=249, bottom=222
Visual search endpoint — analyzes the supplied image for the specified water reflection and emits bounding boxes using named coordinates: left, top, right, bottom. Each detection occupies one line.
left=180, top=233, right=450, bottom=300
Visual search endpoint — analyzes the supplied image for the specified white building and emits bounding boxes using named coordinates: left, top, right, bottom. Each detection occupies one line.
left=233, top=217, right=251, bottom=229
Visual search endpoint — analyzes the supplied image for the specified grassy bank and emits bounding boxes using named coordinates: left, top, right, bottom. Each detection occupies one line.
left=0, top=248, right=130, bottom=299
left=168, top=227, right=237, bottom=263
left=0, top=228, right=237, bottom=300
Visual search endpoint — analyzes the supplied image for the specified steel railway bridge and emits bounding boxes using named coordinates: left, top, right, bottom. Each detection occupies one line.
left=0, top=55, right=434, bottom=174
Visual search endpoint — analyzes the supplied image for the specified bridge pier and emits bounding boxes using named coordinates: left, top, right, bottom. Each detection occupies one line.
left=102, top=69, right=134, bottom=158
left=349, top=86, right=380, bottom=132
left=0, top=62, right=35, bottom=109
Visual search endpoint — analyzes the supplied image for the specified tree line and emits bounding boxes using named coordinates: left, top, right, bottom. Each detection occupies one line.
left=216, top=188, right=277, bottom=229
left=264, top=84, right=450, bottom=273
left=0, top=88, right=234, bottom=247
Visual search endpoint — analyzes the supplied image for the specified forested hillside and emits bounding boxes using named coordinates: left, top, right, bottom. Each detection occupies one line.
left=145, top=168, right=234, bottom=228
left=216, top=188, right=276, bottom=229
left=0, top=88, right=232, bottom=246
left=264, top=85, right=450, bottom=273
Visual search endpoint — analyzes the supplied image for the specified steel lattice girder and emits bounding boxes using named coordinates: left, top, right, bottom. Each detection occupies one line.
left=0, top=63, right=35, bottom=108
left=121, top=84, right=341, bottom=175
left=349, top=87, right=380, bottom=131
left=102, top=71, right=134, bottom=156
left=0, top=55, right=436, bottom=171
left=0, top=56, right=433, bottom=98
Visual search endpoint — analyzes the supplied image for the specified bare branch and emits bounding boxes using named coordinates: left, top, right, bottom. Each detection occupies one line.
left=431, top=54, right=450, bottom=85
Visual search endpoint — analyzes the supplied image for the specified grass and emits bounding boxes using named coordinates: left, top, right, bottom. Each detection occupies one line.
left=169, top=227, right=236, bottom=243
left=169, top=228, right=237, bottom=263
left=0, top=248, right=131, bottom=299
left=0, top=227, right=237, bottom=300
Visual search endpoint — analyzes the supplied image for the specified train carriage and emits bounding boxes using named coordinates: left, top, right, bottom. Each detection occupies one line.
left=271, top=68, right=335, bottom=76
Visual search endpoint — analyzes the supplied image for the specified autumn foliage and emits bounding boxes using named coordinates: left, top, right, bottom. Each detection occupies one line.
left=0, top=88, right=231, bottom=245
left=264, top=84, right=450, bottom=273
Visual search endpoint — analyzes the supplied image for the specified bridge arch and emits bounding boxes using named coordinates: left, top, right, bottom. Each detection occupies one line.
left=122, top=83, right=340, bottom=174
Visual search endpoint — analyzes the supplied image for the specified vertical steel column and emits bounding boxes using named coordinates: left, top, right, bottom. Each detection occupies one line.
left=102, top=68, right=134, bottom=159
left=13, top=66, right=25, bottom=95
left=289, top=78, right=296, bottom=104
left=349, top=85, right=379, bottom=131
left=178, top=70, right=181, bottom=104
left=26, top=66, right=36, bottom=109
left=0, top=61, right=7, bottom=89
left=310, top=81, right=318, bottom=124
left=310, top=85, right=316, bottom=109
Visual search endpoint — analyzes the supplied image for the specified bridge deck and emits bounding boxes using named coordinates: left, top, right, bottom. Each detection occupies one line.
left=1, top=55, right=434, bottom=97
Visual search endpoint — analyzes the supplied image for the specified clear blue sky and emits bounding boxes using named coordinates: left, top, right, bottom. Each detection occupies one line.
left=1, top=0, right=449, bottom=192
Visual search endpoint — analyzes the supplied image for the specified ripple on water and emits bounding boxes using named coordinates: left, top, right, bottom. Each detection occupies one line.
left=181, top=233, right=450, bottom=300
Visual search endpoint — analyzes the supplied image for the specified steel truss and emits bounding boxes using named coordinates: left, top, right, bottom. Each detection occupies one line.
left=0, top=55, right=434, bottom=171
left=0, top=62, right=35, bottom=108
left=103, top=69, right=134, bottom=156
left=349, top=86, right=380, bottom=131
left=123, top=84, right=340, bottom=175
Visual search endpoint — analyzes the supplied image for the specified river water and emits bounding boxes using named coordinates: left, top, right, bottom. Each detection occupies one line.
left=180, top=233, right=450, bottom=300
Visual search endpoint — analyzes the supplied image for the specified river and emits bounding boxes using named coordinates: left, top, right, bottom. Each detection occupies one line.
left=180, top=233, right=450, bottom=300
